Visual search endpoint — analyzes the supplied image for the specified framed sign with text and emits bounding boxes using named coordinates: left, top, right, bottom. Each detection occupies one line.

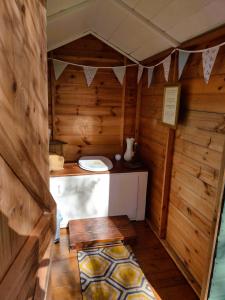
left=162, top=85, right=181, bottom=128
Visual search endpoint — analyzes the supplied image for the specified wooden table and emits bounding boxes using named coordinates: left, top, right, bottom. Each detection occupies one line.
left=68, top=215, right=137, bottom=250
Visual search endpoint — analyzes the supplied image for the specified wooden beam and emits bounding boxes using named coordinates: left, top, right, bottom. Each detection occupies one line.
left=0, top=214, right=52, bottom=300
left=135, top=76, right=143, bottom=142
left=180, top=24, right=225, bottom=49
left=51, top=54, right=124, bottom=66
left=159, top=52, right=178, bottom=239
left=120, top=57, right=127, bottom=152
left=159, top=129, right=175, bottom=238
left=50, top=56, right=56, bottom=141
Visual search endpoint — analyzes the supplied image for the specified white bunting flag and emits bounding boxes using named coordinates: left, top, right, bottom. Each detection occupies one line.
left=113, top=66, right=126, bottom=85
left=202, top=46, right=219, bottom=84
left=163, top=55, right=171, bottom=81
left=53, top=60, right=68, bottom=80
left=83, top=66, right=98, bottom=87
left=147, top=67, right=154, bottom=88
left=137, top=65, right=144, bottom=83
left=178, top=51, right=190, bottom=79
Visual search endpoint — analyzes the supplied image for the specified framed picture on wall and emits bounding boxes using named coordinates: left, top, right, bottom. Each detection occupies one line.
left=162, top=85, right=181, bottom=128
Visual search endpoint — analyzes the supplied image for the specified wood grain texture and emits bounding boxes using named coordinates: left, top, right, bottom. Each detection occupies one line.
left=159, top=128, right=175, bottom=238
left=0, top=156, right=42, bottom=282
left=0, top=0, right=55, bottom=212
left=139, top=62, right=173, bottom=234
left=0, top=1, right=55, bottom=299
left=49, top=35, right=137, bottom=161
left=0, top=214, right=52, bottom=300
left=47, top=222, right=198, bottom=300
left=68, top=215, right=136, bottom=250
left=139, top=28, right=225, bottom=295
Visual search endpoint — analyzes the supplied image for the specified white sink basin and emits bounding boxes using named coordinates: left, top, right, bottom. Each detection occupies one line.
left=78, top=156, right=113, bottom=172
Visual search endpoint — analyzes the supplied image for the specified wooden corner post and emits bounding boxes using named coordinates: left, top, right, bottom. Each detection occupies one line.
left=159, top=51, right=178, bottom=239
left=50, top=52, right=56, bottom=141
left=120, top=57, right=127, bottom=152
left=135, top=76, right=143, bottom=143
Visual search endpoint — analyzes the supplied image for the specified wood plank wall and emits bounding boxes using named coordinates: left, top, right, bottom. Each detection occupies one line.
left=48, top=35, right=137, bottom=161
left=139, top=28, right=225, bottom=296
left=0, top=1, right=55, bottom=299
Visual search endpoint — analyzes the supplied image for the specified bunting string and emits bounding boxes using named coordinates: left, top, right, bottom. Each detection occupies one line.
left=50, top=39, right=225, bottom=85
left=52, top=58, right=137, bottom=69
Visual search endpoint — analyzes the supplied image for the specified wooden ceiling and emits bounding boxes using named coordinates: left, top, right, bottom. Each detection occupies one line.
left=47, top=0, right=225, bottom=61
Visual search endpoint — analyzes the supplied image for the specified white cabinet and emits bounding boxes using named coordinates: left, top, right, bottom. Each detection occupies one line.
left=108, top=173, right=138, bottom=219
left=50, top=171, right=148, bottom=228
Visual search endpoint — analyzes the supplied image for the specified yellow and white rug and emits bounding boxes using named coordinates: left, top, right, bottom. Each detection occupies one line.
left=78, top=244, right=156, bottom=300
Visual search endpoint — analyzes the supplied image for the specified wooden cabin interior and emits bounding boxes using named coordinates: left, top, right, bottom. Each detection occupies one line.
left=1, top=1, right=225, bottom=299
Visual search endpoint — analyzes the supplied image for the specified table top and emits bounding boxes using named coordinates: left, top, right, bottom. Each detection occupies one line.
left=50, top=161, right=148, bottom=177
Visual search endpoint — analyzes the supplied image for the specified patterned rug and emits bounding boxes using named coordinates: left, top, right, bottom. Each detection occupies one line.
left=78, top=244, right=156, bottom=300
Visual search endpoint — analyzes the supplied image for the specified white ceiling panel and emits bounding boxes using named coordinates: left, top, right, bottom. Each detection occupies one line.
left=47, top=0, right=87, bottom=16
left=168, top=0, right=225, bottom=42
left=47, top=6, right=90, bottom=50
left=121, top=0, right=140, bottom=8
left=109, top=15, right=164, bottom=54
left=47, top=0, right=225, bottom=61
left=92, top=0, right=128, bottom=39
left=152, top=0, right=211, bottom=31
left=131, top=37, right=170, bottom=61
left=134, top=0, right=173, bottom=20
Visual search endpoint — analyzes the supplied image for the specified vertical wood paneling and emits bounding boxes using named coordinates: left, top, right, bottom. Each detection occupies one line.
left=124, top=66, right=138, bottom=139
left=139, top=33, right=225, bottom=293
left=139, top=64, right=171, bottom=233
left=0, top=1, right=55, bottom=299
left=49, top=35, right=137, bottom=162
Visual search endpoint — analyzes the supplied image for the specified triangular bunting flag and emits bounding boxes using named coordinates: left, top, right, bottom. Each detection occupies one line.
left=53, top=60, right=68, bottom=80
left=178, top=51, right=190, bottom=79
left=137, top=65, right=144, bottom=83
left=147, top=67, right=154, bottom=88
left=113, top=66, right=126, bottom=85
left=202, top=46, right=219, bottom=84
left=83, top=66, right=98, bottom=87
left=163, top=55, right=171, bottom=81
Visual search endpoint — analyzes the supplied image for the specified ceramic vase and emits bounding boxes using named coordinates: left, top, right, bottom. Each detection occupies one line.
left=124, top=137, right=135, bottom=162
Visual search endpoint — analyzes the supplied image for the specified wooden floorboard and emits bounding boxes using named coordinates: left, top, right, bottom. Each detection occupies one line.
left=47, top=221, right=198, bottom=300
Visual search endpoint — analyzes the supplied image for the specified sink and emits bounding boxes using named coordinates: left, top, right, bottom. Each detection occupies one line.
left=78, top=156, right=113, bottom=172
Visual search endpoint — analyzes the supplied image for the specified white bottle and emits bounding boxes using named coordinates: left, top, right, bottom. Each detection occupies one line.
left=124, top=137, right=135, bottom=162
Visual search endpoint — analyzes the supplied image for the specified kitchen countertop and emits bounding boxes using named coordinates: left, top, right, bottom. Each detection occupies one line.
left=50, top=161, right=148, bottom=177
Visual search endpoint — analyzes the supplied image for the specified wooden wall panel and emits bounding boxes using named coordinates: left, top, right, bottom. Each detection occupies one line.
left=0, top=1, right=55, bottom=299
left=49, top=35, right=137, bottom=162
left=124, top=67, right=138, bottom=139
left=139, top=31, right=225, bottom=293
left=139, top=65, right=171, bottom=233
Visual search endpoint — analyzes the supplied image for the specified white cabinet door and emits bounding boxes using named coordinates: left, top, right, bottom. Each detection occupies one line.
left=108, top=173, right=138, bottom=220
left=50, top=174, right=110, bottom=227
left=50, top=171, right=148, bottom=227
